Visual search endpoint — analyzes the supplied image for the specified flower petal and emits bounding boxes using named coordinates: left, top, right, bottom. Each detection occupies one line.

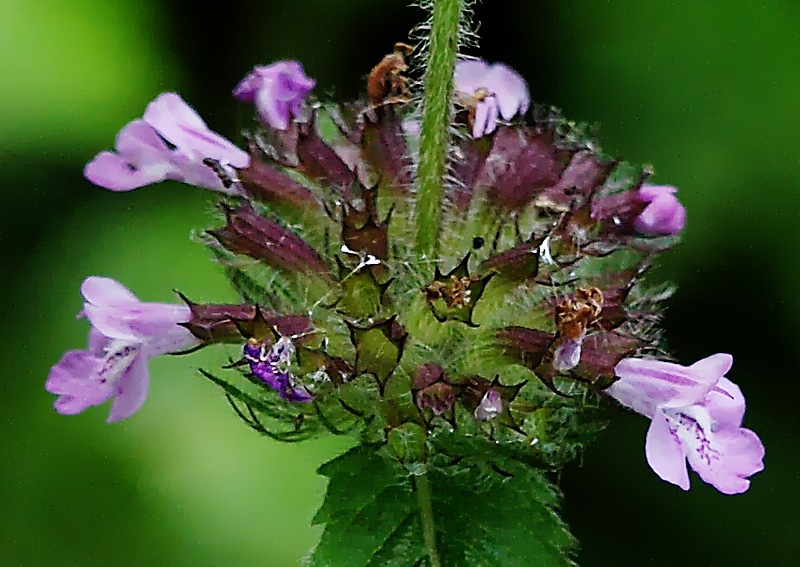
left=143, top=93, right=249, bottom=168
left=141, top=318, right=199, bottom=356
left=272, top=61, right=316, bottom=98
left=114, top=119, right=170, bottom=157
left=486, top=63, right=529, bottom=120
left=84, top=150, right=173, bottom=192
left=473, top=99, right=491, bottom=139
left=638, top=184, right=677, bottom=200
left=703, top=376, right=746, bottom=428
left=85, top=302, right=194, bottom=346
left=46, top=351, right=98, bottom=395
left=81, top=277, right=142, bottom=342
left=87, top=327, right=110, bottom=355
left=106, top=353, right=150, bottom=422
left=685, top=425, right=764, bottom=495
left=232, top=70, right=259, bottom=102
left=688, top=352, right=733, bottom=382
left=485, top=98, right=499, bottom=137
left=46, top=350, right=114, bottom=415
left=84, top=120, right=180, bottom=191
left=142, top=92, right=208, bottom=145
left=81, top=276, right=139, bottom=306
left=645, top=411, right=690, bottom=490
left=234, top=61, right=315, bottom=131
left=81, top=277, right=195, bottom=347
left=634, top=185, right=686, bottom=236
left=256, top=86, right=290, bottom=130
left=610, top=357, right=708, bottom=415
left=82, top=304, right=143, bottom=342
left=454, top=59, right=490, bottom=95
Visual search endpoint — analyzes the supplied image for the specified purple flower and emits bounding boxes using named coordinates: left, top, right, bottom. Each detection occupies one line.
left=46, top=277, right=202, bottom=422
left=233, top=61, right=316, bottom=130
left=84, top=93, right=249, bottom=193
left=606, top=354, right=764, bottom=494
left=243, top=337, right=312, bottom=402
left=634, top=184, right=686, bottom=236
left=454, top=59, right=530, bottom=138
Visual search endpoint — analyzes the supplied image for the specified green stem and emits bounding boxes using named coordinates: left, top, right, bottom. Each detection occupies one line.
left=415, top=471, right=442, bottom=567
left=414, top=0, right=462, bottom=257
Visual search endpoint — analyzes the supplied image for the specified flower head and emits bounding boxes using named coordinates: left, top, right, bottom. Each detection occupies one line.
left=233, top=60, right=316, bottom=130
left=46, top=277, right=201, bottom=422
left=66, top=42, right=749, bottom=510
left=84, top=93, right=249, bottom=193
left=634, top=184, right=686, bottom=236
left=607, top=354, right=764, bottom=494
left=454, top=59, right=530, bottom=138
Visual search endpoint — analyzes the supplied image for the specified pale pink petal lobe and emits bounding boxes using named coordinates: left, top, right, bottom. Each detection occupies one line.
left=645, top=412, right=690, bottom=490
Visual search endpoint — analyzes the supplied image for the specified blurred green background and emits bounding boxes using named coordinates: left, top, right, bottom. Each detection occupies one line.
left=2, top=1, right=798, bottom=565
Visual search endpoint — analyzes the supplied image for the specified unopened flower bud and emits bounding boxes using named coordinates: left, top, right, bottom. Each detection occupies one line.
left=176, top=295, right=311, bottom=344
left=208, top=202, right=331, bottom=275
left=413, top=364, right=455, bottom=416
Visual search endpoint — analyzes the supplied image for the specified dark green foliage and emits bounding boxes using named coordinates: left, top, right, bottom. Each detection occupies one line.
left=306, top=445, right=577, bottom=567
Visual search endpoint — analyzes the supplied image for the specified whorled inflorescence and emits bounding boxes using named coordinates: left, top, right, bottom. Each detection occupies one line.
left=50, top=50, right=762, bottom=496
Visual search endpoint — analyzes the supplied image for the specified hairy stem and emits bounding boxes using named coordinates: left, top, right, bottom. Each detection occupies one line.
left=414, top=0, right=462, bottom=257
left=415, top=471, right=442, bottom=567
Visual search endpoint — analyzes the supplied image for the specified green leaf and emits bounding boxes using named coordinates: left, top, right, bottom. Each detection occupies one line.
left=306, top=445, right=577, bottom=567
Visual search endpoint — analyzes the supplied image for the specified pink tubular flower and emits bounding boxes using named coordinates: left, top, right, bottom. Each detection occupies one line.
left=46, top=277, right=202, bottom=422
left=233, top=60, right=316, bottom=130
left=84, top=93, right=249, bottom=193
left=606, top=354, right=764, bottom=494
left=634, top=184, right=686, bottom=236
left=454, top=59, right=530, bottom=139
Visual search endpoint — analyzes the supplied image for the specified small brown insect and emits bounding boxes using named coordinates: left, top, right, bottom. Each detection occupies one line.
left=202, top=157, right=238, bottom=189
left=367, top=42, right=414, bottom=105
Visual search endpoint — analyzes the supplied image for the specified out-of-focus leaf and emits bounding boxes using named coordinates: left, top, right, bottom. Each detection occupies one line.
left=0, top=0, right=173, bottom=151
